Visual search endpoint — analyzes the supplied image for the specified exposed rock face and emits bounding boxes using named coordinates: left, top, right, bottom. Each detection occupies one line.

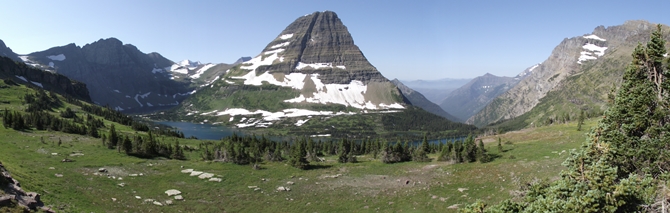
left=0, top=56, right=91, bottom=101
left=440, top=72, right=527, bottom=122
left=0, top=162, right=52, bottom=212
left=469, top=20, right=664, bottom=127
left=0, top=39, right=20, bottom=62
left=26, top=38, right=192, bottom=113
left=254, top=11, right=388, bottom=84
left=391, top=79, right=461, bottom=122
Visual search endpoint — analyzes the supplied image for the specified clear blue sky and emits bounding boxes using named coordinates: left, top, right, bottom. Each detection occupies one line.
left=2, top=0, right=670, bottom=80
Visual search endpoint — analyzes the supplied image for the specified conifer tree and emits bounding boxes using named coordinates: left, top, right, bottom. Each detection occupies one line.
left=497, top=137, right=503, bottom=153
left=464, top=134, right=477, bottom=162
left=289, top=139, right=309, bottom=169
left=477, top=139, right=490, bottom=163
left=108, top=124, right=118, bottom=149
left=577, top=109, right=585, bottom=131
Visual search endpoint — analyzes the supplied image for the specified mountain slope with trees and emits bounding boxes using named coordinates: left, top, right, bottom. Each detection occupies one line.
left=470, top=20, right=668, bottom=127
left=463, top=24, right=670, bottom=213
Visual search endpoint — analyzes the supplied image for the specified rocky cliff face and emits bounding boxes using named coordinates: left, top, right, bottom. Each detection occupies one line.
left=440, top=72, right=524, bottom=122
left=250, top=11, right=388, bottom=84
left=468, top=20, right=664, bottom=127
left=24, top=38, right=192, bottom=113
left=0, top=56, right=91, bottom=101
left=391, top=79, right=461, bottom=122
left=0, top=39, right=20, bottom=62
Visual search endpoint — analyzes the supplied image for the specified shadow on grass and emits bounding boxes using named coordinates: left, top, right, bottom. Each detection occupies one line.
left=306, top=164, right=333, bottom=170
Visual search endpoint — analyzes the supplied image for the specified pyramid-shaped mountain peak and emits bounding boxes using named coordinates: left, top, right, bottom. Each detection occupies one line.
left=240, top=11, right=385, bottom=84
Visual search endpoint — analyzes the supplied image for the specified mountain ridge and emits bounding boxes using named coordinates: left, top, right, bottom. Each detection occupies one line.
left=470, top=20, right=670, bottom=127
left=391, top=79, right=461, bottom=122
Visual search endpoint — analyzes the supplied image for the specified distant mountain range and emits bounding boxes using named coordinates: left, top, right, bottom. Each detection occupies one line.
left=391, top=79, right=461, bottom=122
left=399, top=78, right=471, bottom=104
left=438, top=71, right=527, bottom=122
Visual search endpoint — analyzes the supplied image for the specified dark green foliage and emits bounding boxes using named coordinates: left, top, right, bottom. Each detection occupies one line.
left=288, top=139, right=309, bottom=169
left=454, top=140, right=464, bottom=163
left=59, top=107, right=76, bottom=118
left=381, top=107, right=476, bottom=135
left=337, top=139, right=357, bottom=163
left=577, top=109, right=585, bottom=131
left=463, top=135, right=477, bottom=162
left=497, top=137, right=503, bottom=153
left=108, top=124, right=118, bottom=149
left=412, top=135, right=430, bottom=162
left=477, top=139, right=490, bottom=163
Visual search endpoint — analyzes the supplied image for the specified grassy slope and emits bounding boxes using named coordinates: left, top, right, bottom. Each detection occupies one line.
left=0, top=81, right=595, bottom=213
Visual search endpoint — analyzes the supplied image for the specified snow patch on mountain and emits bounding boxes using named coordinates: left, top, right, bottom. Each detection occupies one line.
left=172, top=90, right=196, bottom=98
left=232, top=70, right=403, bottom=110
left=152, top=68, right=164, bottom=74
left=279, top=34, right=294, bottom=40
left=168, top=64, right=189, bottom=74
left=200, top=76, right=220, bottom=88
left=48, top=62, right=54, bottom=68
left=284, top=76, right=404, bottom=110
left=231, top=71, right=307, bottom=88
left=190, top=64, right=216, bottom=79
left=578, top=43, right=608, bottom=64
left=139, top=92, right=151, bottom=98
left=240, top=49, right=283, bottom=71
left=15, top=75, right=27, bottom=82
left=47, top=54, right=66, bottom=61
left=200, top=107, right=398, bottom=128
left=583, top=34, right=606, bottom=41
left=179, top=60, right=201, bottom=68
left=31, top=81, right=43, bottom=88
left=270, top=42, right=290, bottom=49
left=18, top=56, right=42, bottom=68
left=295, top=119, right=309, bottom=126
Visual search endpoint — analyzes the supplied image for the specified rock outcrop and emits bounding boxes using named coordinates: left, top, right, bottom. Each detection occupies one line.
left=0, top=56, right=91, bottom=101
left=0, top=162, right=53, bottom=212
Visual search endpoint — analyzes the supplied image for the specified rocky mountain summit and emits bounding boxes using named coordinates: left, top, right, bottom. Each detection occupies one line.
left=439, top=71, right=529, bottom=122
left=469, top=20, right=670, bottom=127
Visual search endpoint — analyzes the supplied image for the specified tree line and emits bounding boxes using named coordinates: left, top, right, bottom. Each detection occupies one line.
left=197, top=133, right=493, bottom=170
